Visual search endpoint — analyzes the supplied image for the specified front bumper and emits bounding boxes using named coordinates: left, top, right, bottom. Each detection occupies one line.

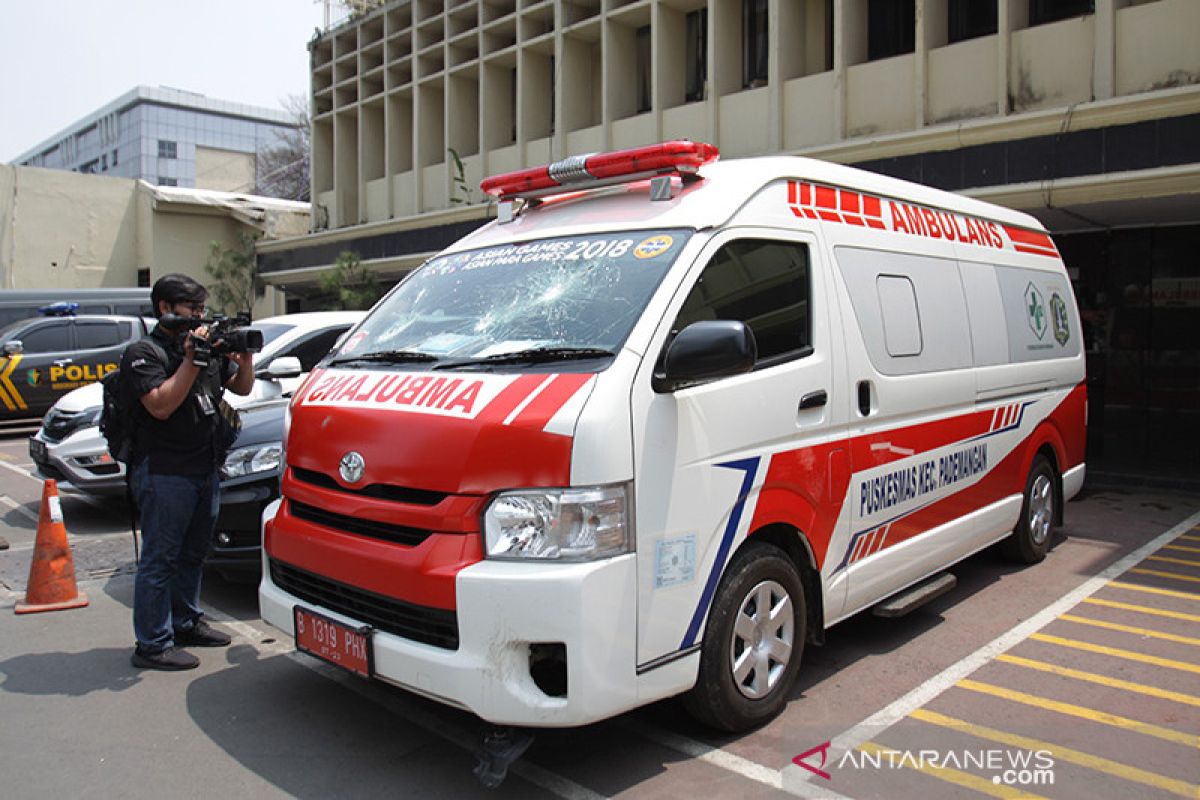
left=211, top=470, right=281, bottom=573
left=259, top=501, right=641, bottom=727
left=29, top=431, right=126, bottom=495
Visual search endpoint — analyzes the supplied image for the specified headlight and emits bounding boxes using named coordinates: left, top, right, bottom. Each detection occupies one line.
left=483, top=484, right=633, bottom=561
left=220, top=442, right=283, bottom=479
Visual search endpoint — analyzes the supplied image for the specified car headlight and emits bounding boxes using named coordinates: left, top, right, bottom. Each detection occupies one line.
left=483, top=484, right=633, bottom=561
left=220, top=442, right=283, bottom=480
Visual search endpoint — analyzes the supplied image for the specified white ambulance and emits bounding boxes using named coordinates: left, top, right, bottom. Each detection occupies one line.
left=259, top=141, right=1085, bottom=732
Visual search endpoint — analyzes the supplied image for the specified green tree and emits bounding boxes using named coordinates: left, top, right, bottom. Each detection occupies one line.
left=447, top=147, right=475, bottom=205
left=320, top=250, right=385, bottom=310
left=204, top=231, right=262, bottom=315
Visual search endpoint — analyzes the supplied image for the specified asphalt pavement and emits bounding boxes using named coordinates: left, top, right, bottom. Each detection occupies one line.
left=1, top=424, right=1198, bottom=800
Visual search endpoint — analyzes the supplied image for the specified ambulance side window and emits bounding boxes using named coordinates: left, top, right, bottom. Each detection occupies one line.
left=671, top=239, right=811, bottom=368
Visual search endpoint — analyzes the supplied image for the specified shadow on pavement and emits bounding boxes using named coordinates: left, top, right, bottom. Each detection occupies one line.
left=0, top=647, right=141, bottom=696
left=183, top=644, right=558, bottom=799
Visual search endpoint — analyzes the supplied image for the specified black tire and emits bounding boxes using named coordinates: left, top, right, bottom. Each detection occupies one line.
left=1002, top=455, right=1057, bottom=564
left=682, top=542, right=806, bottom=732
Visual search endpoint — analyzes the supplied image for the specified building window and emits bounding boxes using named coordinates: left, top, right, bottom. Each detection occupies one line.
left=101, top=154, right=107, bottom=171
left=158, top=177, right=178, bottom=186
left=158, top=140, right=177, bottom=159
left=868, top=0, right=915, bottom=60
left=685, top=9, right=708, bottom=103
left=1029, top=0, right=1094, bottom=27
left=112, top=149, right=118, bottom=167
left=137, top=268, right=151, bottom=287
left=636, top=25, right=652, bottom=114
left=948, top=0, right=998, bottom=43
left=743, top=0, right=768, bottom=89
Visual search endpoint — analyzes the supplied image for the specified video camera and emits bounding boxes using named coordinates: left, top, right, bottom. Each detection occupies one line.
left=158, top=313, right=264, bottom=368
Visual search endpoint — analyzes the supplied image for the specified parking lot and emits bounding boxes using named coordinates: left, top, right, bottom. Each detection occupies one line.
left=1, top=425, right=1197, bottom=799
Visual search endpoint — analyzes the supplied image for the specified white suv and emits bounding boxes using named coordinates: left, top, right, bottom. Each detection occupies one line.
left=30, top=311, right=364, bottom=495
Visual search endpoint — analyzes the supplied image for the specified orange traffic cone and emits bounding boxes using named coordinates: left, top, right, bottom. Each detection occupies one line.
left=15, top=479, right=88, bottom=614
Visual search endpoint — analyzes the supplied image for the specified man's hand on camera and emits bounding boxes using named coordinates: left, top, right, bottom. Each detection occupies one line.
left=228, top=350, right=254, bottom=371
left=226, top=349, right=256, bottom=395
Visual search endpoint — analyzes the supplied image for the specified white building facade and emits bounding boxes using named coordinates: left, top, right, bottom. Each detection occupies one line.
left=260, top=0, right=1200, bottom=484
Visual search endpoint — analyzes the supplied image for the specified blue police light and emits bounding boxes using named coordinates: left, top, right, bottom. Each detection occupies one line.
left=37, top=302, right=79, bottom=317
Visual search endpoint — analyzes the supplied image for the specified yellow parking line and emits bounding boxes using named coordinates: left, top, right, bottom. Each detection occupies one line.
left=910, top=708, right=1200, bottom=799
left=1029, top=633, right=1200, bottom=674
left=1059, top=614, right=1200, bottom=647
left=1083, top=597, right=1200, bottom=624
left=1149, top=555, right=1200, bottom=568
left=1181, top=533, right=1200, bottom=540
left=957, top=679, right=1200, bottom=747
left=1109, top=581, right=1200, bottom=602
left=1165, top=545, right=1200, bottom=555
left=1130, top=568, right=1200, bottom=585
left=857, top=741, right=1047, bottom=800
left=995, top=654, right=1200, bottom=708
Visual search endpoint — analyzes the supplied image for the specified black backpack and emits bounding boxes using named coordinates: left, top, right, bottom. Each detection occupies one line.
left=100, top=339, right=166, bottom=464
left=99, top=368, right=136, bottom=464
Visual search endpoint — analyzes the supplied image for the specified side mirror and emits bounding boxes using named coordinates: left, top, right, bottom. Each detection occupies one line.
left=256, top=356, right=303, bottom=380
left=654, top=321, right=757, bottom=392
left=4, top=340, right=23, bottom=356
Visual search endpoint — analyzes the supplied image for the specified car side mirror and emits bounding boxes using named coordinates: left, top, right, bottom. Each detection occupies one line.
left=256, top=356, right=302, bottom=380
left=654, top=320, right=757, bottom=393
left=4, top=340, right=23, bottom=356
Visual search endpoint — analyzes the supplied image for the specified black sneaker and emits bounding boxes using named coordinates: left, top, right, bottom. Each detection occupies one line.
left=131, top=646, right=200, bottom=671
left=174, top=618, right=232, bottom=648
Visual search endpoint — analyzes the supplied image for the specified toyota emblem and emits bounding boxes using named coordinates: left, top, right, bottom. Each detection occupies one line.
left=339, top=451, right=365, bottom=483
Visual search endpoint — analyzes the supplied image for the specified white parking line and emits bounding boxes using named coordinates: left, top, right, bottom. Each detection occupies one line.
left=0, top=494, right=39, bottom=524
left=0, top=459, right=40, bottom=483
left=781, top=507, right=1200, bottom=795
left=214, top=616, right=609, bottom=800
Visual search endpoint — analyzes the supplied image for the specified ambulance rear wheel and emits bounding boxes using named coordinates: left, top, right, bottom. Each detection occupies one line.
left=682, top=542, right=805, bottom=732
left=1003, top=455, right=1056, bottom=564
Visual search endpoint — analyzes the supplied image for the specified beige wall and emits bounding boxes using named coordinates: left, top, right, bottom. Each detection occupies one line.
left=0, top=165, right=306, bottom=320
left=0, top=166, right=141, bottom=289
left=194, top=146, right=256, bottom=193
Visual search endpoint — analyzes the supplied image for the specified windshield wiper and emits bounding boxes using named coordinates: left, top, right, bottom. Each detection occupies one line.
left=328, top=350, right=440, bottom=366
left=434, top=346, right=615, bottom=370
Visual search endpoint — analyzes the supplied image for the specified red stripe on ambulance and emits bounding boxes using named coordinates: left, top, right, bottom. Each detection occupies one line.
left=785, top=180, right=1057, bottom=257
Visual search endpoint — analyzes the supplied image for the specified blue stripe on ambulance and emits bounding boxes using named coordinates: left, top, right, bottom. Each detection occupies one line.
left=680, top=457, right=760, bottom=650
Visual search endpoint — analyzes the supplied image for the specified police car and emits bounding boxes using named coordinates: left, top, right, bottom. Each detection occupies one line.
left=2, top=311, right=154, bottom=427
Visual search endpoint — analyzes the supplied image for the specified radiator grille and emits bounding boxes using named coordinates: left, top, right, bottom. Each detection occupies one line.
left=271, top=559, right=459, bottom=650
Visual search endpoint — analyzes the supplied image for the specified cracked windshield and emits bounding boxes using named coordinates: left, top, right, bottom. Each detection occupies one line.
left=333, top=230, right=692, bottom=369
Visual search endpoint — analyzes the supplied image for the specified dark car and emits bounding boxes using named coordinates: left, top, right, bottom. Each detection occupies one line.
left=0, top=314, right=153, bottom=422
left=209, top=398, right=287, bottom=581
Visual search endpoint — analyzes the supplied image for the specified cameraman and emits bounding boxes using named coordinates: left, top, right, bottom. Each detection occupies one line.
left=122, top=274, right=254, bottom=671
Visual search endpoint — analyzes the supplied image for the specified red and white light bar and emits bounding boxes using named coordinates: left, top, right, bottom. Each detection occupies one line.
left=480, top=140, right=720, bottom=201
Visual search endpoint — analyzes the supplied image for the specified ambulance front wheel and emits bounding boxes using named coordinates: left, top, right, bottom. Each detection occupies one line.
left=682, top=541, right=806, bottom=732
left=1003, top=455, right=1057, bottom=564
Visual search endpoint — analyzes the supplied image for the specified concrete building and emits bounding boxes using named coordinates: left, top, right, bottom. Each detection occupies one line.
left=259, top=0, right=1200, bottom=484
left=0, top=165, right=308, bottom=319
left=12, top=86, right=297, bottom=194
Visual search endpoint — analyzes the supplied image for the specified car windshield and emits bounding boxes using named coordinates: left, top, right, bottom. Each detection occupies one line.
left=253, top=323, right=295, bottom=349
left=332, top=230, right=692, bottom=368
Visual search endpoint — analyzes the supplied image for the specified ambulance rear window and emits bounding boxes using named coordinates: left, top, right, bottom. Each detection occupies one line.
left=337, top=230, right=692, bottom=368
